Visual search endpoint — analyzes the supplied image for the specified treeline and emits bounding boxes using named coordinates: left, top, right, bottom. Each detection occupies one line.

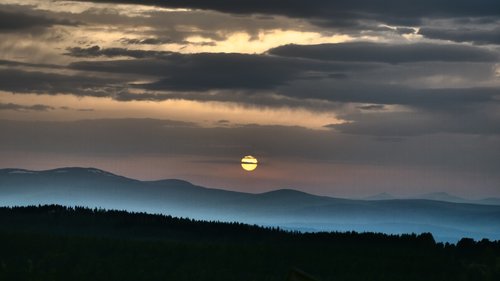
left=0, top=205, right=499, bottom=281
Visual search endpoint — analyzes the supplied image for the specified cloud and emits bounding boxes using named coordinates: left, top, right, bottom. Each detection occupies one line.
left=40, top=4, right=316, bottom=49
left=268, top=42, right=499, bottom=63
left=0, top=59, right=347, bottom=111
left=59, top=106, right=95, bottom=112
left=73, top=0, right=500, bottom=28
left=120, top=38, right=176, bottom=45
left=0, top=8, right=78, bottom=32
left=357, top=104, right=386, bottom=110
left=120, top=37, right=216, bottom=46
left=65, top=45, right=173, bottom=59
left=419, top=27, right=500, bottom=45
left=0, top=68, right=126, bottom=97
left=0, top=102, right=55, bottom=112
left=65, top=43, right=500, bottom=98
left=58, top=46, right=500, bottom=113
left=0, top=59, right=64, bottom=69
left=1, top=118, right=499, bottom=175
left=325, top=106, right=500, bottom=136
left=278, top=81, right=500, bottom=109
left=68, top=42, right=499, bottom=64
left=4, top=45, right=500, bottom=117
left=68, top=50, right=343, bottom=91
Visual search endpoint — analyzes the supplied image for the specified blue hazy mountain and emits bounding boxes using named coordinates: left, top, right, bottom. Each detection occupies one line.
left=365, top=191, right=500, bottom=206
left=1, top=167, right=500, bottom=242
left=413, top=192, right=470, bottom=203
left=364, top=192, right=396, bottom=200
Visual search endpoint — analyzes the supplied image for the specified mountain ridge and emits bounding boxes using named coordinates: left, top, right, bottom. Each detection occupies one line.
left=1, top=167, right=500, bottom=242
left=5, top=167, right=498, bottom=204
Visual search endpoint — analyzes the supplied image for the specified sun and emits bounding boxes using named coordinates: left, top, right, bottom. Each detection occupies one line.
left=241, top=155, right=258, bottom=171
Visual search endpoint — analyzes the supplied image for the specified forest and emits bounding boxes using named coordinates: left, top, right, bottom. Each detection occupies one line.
left=0, top=205, right=499, bottom=281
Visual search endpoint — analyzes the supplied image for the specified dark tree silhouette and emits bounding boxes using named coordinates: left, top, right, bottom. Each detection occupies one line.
left=0, top=205, right=499, bottom=281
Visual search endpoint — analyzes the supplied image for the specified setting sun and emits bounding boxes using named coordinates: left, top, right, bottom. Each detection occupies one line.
left=241, top=155, right=258, bottom=171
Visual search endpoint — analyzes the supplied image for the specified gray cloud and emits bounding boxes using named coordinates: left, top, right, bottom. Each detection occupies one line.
left=4, top=47, right=499, bottom=120
left=1, top=0, right=499, bottom=196
left=0, top=59, right=344, bottom=111
left=65, top=43, right=500, bottom=97
left=73, top=0, right=500, bottom=28
left=120, top=37, right=216, bottom=46
left=67, top=42, right=499, bottom=64
left=0, top=8, right=77, bottom=32
left=65, top=45, right=173, bottom=59
left=59, top=106, right=95, bottom=112
left=0, top=102, right=55, bottom=112
left=357, top=104, right=386, bottom=110
left=68, top=50, right=347, bottom=91
left=1, top=118, right=499, bottom=175
left=419, top=27, right=500, bottom=45
left=278, top=81, right=500, bottom=109
left=0, top=68, right=126, bottom=97
left=268, top=42, right=499, bottom=63
left=39, top=5, right=311, bottom=47
left=120, top=38, right=177, bottom=45
left=326, top=106, right=500, bottom=136
left=62, top=46, right=500, bottom=115
left=0, top=59, right=64, bottom=69
left=395, top=27, right=416, bottom=35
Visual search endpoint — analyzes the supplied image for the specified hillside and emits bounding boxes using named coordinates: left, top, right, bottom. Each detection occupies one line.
left=1, top=205, right=500, bottom=281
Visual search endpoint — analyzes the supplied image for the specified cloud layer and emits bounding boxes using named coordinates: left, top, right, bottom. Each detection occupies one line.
left=1, top=0, right=499, bottom=196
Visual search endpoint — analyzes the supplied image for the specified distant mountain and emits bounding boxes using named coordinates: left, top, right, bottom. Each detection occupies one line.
left=412, top=192, right=500, bottom=206
left=1, top=167, right=500, bottom=242
left=414, top=192, right=469, bottom=204
left=479, top=197, right=500, bottom=205
left=365, top=191, right=500, bottom=206
left=364, top=192, right=396, bottom=200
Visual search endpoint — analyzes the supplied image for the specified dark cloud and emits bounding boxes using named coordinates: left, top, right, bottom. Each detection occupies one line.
left=111, top=84, right=500, bottom=116
left=0, top=9, right=77, bottom=32
left=112, top=90, right=345, bottom=113
left=57, top=7, right=303, bottom=47
left=0, top=59, right=64, bottom=69
left=68, top=49, right=347, bottom=91
left=1, top=0, right=499, bottom=196
left=120, top=37, right=216, bottom=46
left=64, top=47, right=500, bottom=112
left=0, top=60, right=341, bottom=112
left=4, top=46, right=499, bottom=116
left=0, top=68, right=125, bottom=97
left=357, top=104, right=386, bottom=110
left=120, top=38, right=175, bottom=45
left=74, top=0, right=500, bottom=28
left=268, top=42, right=499, bottom=63
left=65, top=45, right=173, bottom=59
left=59, top=106, right=95, bottom=112
left=419, top=27, right=500, bottom=45
left=395, top=27, right=416, bottom=35
left=278, top=82, right=500, bottom=109
left=326, top=106, right=500, bottom=136
left=0, top=102, right=55, bottom=112
left=65, top=43, right=500, bottom=95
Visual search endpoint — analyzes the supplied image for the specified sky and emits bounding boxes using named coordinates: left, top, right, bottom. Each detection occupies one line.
left=0, top=0, right=499, bottom=198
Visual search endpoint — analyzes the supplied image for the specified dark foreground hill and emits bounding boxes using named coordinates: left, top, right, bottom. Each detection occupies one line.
left=2, top=168, right=500, bottom=242
left=1, top=205, right=500, bottom=281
